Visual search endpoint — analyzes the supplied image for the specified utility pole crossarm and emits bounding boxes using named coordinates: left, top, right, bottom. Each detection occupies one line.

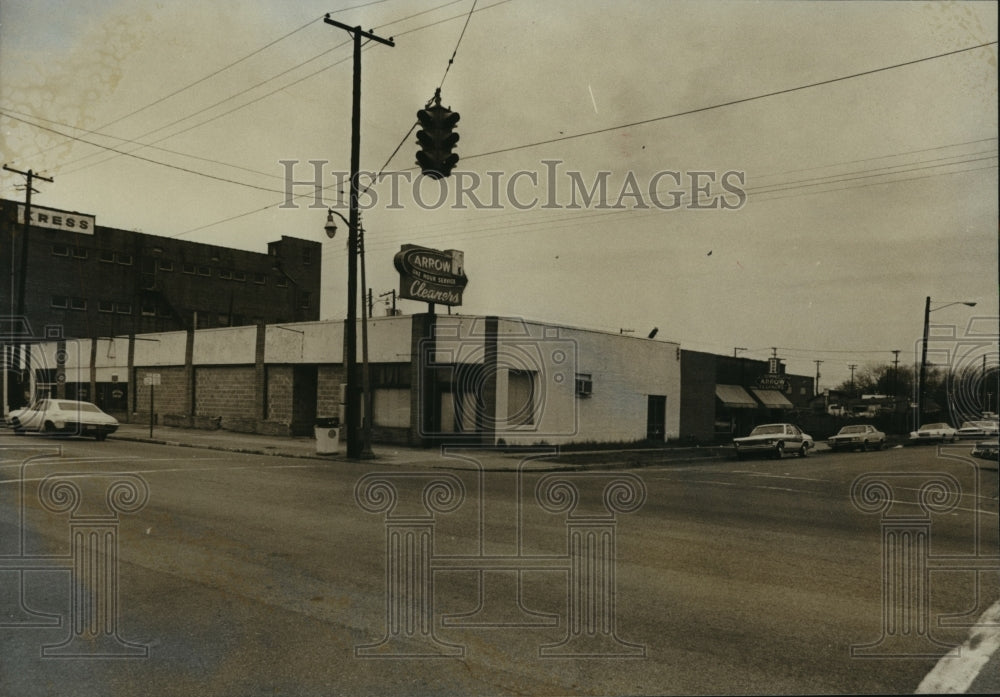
left=323, top=16, right=395, bottom=46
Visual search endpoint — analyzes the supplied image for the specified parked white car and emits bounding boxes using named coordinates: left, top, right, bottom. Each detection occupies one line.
left=908, top=422, right=958, bottom=444
left=733, top=423, right=813, bottom=460
left=9, top=399, right=118, bottom=440
left=956, top=420, right=1000, bottom=439
left=827, top=424, right=886, bottom=452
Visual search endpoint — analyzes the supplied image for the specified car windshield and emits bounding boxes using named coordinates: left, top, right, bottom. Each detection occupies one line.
left=840, top=426, right=865, bottom=434
left=921, top=423, right=948, bottom=430
left=59, top=401, right=101, bottom=413
left=750, top=425, right=784, bottom=435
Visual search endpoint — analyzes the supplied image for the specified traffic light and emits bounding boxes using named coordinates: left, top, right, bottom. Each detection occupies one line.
left=416, top=90, right=460, bottom=179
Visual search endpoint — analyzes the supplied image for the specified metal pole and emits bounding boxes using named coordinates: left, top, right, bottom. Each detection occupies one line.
left=359, top=223, right=374, bottom=458
left=918, top=296, right=930, bottom=429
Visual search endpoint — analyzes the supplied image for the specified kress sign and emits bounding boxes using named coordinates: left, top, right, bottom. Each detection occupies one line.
left=393, top=244, right=468, bottom=307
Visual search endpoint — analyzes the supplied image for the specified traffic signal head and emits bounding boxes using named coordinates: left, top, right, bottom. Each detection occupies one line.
left=415, top=91, right=460, bottom=179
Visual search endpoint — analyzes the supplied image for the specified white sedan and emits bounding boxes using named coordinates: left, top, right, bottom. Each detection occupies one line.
left=908, top=422, right=958, bottom=444
left=9, top=399, right=119, bottom=441
left=827, top=424, right=886, bottom=451
left=733, top=423, right=814, bottom=460
left=956, top=420, right=1000, bottom=439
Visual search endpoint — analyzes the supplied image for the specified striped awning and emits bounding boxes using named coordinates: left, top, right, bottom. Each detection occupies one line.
left=751, top=388, right=794, bottom=409
left=716, top=384, right=758, bottom=408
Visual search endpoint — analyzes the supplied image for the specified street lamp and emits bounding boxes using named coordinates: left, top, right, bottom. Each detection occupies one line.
left=917, top=297, right=976, bottom=428
left=325, top=207, right=374, bottom=458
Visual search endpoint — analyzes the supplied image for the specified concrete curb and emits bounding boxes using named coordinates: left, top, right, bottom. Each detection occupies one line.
left=106, top=431, right=745, bottom=471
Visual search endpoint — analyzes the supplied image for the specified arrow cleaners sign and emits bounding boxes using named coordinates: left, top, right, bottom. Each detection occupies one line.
left=393, top=245, right=468, bottom=306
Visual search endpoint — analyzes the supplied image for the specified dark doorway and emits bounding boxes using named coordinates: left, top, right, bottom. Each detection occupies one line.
left=290, top=365, right=318, bottom=435
left=647, top=395, right=666, bottom=441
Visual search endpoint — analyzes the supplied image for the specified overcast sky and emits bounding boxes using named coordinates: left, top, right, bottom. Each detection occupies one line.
left=1, top=0, right=996, bottom=387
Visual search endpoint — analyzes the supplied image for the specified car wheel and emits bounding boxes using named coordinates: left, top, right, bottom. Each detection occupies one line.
left=878, top=439, right=885, bottom=450
left=797, top=444, right=808, bottom=457
left=95, top=432, right=107, bottom=442
left=862, top=440, right=870, bottom=452
left=43, top=421, right=56, bottom=434
left=773, top=442, right=784, bottom=459
left=13, top=428, right=24, bottom=436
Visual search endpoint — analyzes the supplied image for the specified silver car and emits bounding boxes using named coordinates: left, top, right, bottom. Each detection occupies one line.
left=9, top=399, right=119, bottom=441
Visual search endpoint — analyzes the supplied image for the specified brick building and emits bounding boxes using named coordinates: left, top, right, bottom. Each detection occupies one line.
left=680, top=349, right=815, bottom=442
left=0, top=197, right=322, bottom=339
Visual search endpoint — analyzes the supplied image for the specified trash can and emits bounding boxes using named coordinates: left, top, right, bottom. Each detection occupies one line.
left=314, top=417, right=340, bottom=455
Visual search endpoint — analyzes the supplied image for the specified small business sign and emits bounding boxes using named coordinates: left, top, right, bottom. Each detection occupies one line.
left=756, top=375, right=790, bottom=391
left=143, top=373, right=161, bottom=386
left=393, top=244, right=468, bottom=306
left=17, top=204, right=95, bottom=235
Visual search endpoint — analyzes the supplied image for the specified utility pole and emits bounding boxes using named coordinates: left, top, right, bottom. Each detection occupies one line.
left=378, top=289, right=397, bottom=315
left=358, top=220, right=373, bottom=458
left=323, top=15, right=393, bottom=459
left=3, top=165, right=54, bottom=318
left=891, top=349, right=900, bottom=396
left=983, top=354, right=988, bottom=415
left=3, top=165, right=53, bottom=416
left=813, top=360, right=823, bottom=393
left=848, top=364, right=858, bottom=396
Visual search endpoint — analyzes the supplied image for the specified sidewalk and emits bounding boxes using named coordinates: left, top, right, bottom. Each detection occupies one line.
left=108, top=422, right=739, bottom=471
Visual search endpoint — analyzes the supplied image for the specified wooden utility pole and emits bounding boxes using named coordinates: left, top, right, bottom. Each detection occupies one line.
left=3, top=165, right=54, bottom=318
left=3, top=165, right=53, bottom=414
left=323, top=16, right=393, bottom=459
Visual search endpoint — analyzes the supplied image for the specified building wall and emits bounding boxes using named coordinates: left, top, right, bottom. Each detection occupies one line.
left=680, top=349, right=817, bottom=442
left=25, top=315, right=691, bottom=446
left=134, top=366, right=189, bottom=417
left=428, top=316, right=682, bottom=446
left=0, top=198, right=322, bottom=340
left=680, top=350, right=718, bottom=442
left=266, top=365, right=294, bottom=423
left=195, top=366, right=257, bottom=420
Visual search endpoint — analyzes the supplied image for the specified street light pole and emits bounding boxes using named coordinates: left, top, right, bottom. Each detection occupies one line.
left=917, top=297, right=976, bottom=429
left=323, top=15, right=393, bottom=459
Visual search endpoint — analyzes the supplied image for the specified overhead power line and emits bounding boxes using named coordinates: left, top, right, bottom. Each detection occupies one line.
left=0, top=110, right=287, bottom=194
left=44, top=0, right=499, bottom=179
left=460, top=40, right=998, bottom=162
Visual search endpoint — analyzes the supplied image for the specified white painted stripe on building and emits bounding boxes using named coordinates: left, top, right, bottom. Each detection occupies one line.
left=916, top=599, right=1000, bottom=694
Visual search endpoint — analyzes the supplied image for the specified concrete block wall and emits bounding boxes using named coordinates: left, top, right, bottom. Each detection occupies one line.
left=317, top=365, right=346, bottom=418
left=266, top=365, right=293, bottom=423
left=194, top=366, right=257, bottom=420
left=133, top=366, right=188, bottom=416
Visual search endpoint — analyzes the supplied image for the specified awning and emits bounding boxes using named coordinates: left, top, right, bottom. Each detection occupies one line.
left=751, top=388, right=794, bottom=409
left=716, top=384, right=758, bottom=408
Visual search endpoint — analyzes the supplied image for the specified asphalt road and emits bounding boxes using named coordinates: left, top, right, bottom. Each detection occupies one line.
left=1, top=435, right=997, bottom=696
